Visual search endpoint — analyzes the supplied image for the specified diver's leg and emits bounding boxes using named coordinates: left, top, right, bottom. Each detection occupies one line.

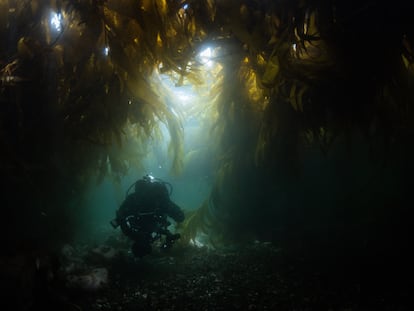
left=131, top=233, right=152, bottom=257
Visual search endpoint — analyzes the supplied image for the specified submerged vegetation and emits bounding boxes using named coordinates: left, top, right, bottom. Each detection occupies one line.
left=1, top=0, right=414, bottom=254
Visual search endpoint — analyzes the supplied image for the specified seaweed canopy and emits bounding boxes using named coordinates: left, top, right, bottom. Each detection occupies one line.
left=53, top=0, right=213, bottom=181
left=1, top=0, right=414, bottom=249
left=180, top=0, right=414, bottom=246
left=1, top=0, right=218, bottom=183
left=0, top=0, right=218, bottom=246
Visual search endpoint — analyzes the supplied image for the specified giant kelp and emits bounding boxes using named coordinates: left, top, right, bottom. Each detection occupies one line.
left=1, top=0, right=414, bottom=250
left=179, top=0, right=414, bottom=245
left=0, top=0, right=210, bottom=248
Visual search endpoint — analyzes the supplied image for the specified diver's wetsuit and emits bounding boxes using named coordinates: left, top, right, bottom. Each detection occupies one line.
left=115, top=177, right=184, bottom=257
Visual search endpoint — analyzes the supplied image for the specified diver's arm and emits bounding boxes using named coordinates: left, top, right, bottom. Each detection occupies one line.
left=113, top=194, right=136, bottom=225
left=167, top=201, right=185, bottom=223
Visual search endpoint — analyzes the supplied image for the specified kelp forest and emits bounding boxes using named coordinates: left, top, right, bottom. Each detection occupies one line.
left=1, top=0, right=414, bottom=310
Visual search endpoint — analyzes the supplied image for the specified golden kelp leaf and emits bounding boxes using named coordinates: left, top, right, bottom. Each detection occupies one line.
left=257, top=53, right=266, bottom=66
left=401, top=54, right=414, bottom=75
left=96, top=57, right=116, bottom=79
left=155, top=0, right=168, bottom=17
left=17, top=37, right=34, bottom=59
left=187, top=16, right=197, bottom=37
left=290, top=83, right=298, bottom=111
left=306, top=11, right=319, bottom=37
left=60, top=12, right=103, bottom=62
left=205, top=0, right=216, bottom=21
left=126, top=19, right=145, bottom=43
left=243, top=68, right=263, bottom=107
left=176, top=74, right=184, bottom=87
left=103, top=6, right=127, bottom=33
left=165, top=23, right=178, bottom=39
left=125, top=73, right=160, bottom=106
left=262, top=55, right=280, bottom=87
left=186, top=71, right=205, bottom=86
left=157, top=32, right=163, bottom=47
left=402, top=54, right=410, bottom=68
left=317, top=127, right=336, bottom=153
left=179, top=198, right=215, bottom=244
left=166, top=115, right=184, bottom=176
left=140, top=0, right=152, bottom=11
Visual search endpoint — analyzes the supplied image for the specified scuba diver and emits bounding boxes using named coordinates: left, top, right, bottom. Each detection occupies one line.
left=110, top=174, right=185, bottom=257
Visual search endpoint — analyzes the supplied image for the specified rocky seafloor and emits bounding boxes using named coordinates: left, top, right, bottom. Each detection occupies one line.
left=2, top=236, right=413, bottom=311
